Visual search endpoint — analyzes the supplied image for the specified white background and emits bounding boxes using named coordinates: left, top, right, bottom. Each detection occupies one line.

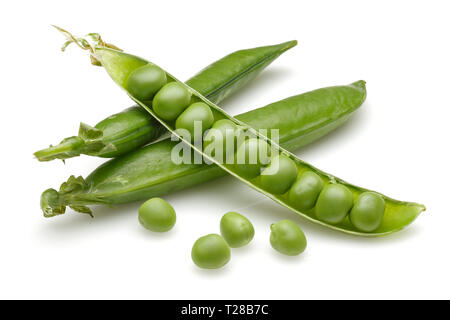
left=0, top=0, right=448, bottom=299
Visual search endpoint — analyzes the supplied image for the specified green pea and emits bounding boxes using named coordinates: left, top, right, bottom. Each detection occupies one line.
left=191, top=234, right=231, bottom=269
left=204, top=119, right=238, bottom=163
left=138, top=197, right=176, bottom=232
left=127, top=64, right=167, bottom=101
left=220, top=212, right=254, bottom=248
left=350, top=192, right=386, bottom=232
left=270, top=220, right=307, bottom=256
left=175, top=102, right=214, bottom=139
left=233, top=138, right=270, bottom=179
left=153, top=82, right=191, bottom=121
left=288, top=171, right=324, bottom=211
left=315, top=184, right=353, bottom=224
left=260, top=154, right=298, bottom=194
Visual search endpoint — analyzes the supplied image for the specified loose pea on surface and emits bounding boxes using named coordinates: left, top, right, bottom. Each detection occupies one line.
left=152, top=82, right=191, bottom=121
left=270, top=220, right=307, bottom=256
left=203, top=119, right=238, bottom=163
left=315, top=184, right=353, bottom=224
left=191, top=234, right=231, bottom=269
left=138, top=197, right=176, bottom=232
left=127, top=64, right=167, bottom=101
left=220, top=212, right=255, bottom=248
left=232, top=138, right=271, bottom=179
left=350, top=192, right=386, bottom=232
left=288, top=171, right=324, bottom=211
left=259, top=154, right=298, bottom=194
left=175, top=102, right=214, bottom=139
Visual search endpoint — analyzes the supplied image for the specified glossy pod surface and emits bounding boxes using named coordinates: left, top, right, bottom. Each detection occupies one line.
left=34, top=40, right=297, bottom=161
left=88, top=46, right=424, bottom=237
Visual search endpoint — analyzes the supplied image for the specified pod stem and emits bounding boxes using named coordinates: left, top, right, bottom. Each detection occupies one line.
left=52, top=25, right=121, bottom=66
left=41, top=188, right=66, bottom=217
left=34, top=136, right=85, bottom=161
left=34, top=123, right=117, bottom=161
left=40, top=176, right=101, bottom=218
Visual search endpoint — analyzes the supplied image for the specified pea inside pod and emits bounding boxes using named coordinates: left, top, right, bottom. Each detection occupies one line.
left=259, top=154, right=298, bottom=194
left=315, top=184, right=354, bottom=224
left=232, top=137, right=271, bottom=179
left=175, top=102, right=215, bottom=139
left=153, top=82, right=191, bottom=121
left=127, top=64, right=167, bottom=101
left=203, top=119, right=239, bottom=163
left=350, top=192, right=385, bottom=232
left=288, top=171, right=324, bottom=211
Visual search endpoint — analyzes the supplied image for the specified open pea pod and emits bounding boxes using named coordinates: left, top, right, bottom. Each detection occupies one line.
left=59, top=30, right=425, bottom=237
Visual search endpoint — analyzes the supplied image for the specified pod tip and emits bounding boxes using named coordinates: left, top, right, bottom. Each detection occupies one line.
left=350, top=80, right=367, bottom=88
left=281, top=40, right=298, bottom=52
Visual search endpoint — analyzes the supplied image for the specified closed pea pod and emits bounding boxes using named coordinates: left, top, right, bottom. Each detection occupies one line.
left=259, top=154, right=298, bottom=194
left=288, top=171, right=324, bottom=211
left=175, top=102, right=215, bottom=139
left=350, top=192, right=385, bottom=232
left=191, top=234, right=231, bottom=269
left=153, top=82, right=191, bottom=121
left=315, top=184, right=354, bottom=224
left=220, top=212, right=254, bottom=248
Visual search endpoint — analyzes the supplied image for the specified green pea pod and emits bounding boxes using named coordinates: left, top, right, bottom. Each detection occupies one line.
left=34, top=40, right=297, bottom=161
left=43, top=30, right=425, bottom=236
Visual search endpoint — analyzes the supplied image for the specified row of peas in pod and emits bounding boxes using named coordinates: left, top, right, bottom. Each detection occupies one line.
left=138, top=197, right=307, bottom=269
left=127, top=64, right=386, bottom=233
left=127, top=64, right=214, bottom=138
left=223, top=134, right=386, bottom=232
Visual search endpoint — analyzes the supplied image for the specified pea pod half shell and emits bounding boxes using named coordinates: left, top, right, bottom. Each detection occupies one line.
left=45, top=29, right=425, bottom=237
left=34, top=39, right=297, bottom=161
